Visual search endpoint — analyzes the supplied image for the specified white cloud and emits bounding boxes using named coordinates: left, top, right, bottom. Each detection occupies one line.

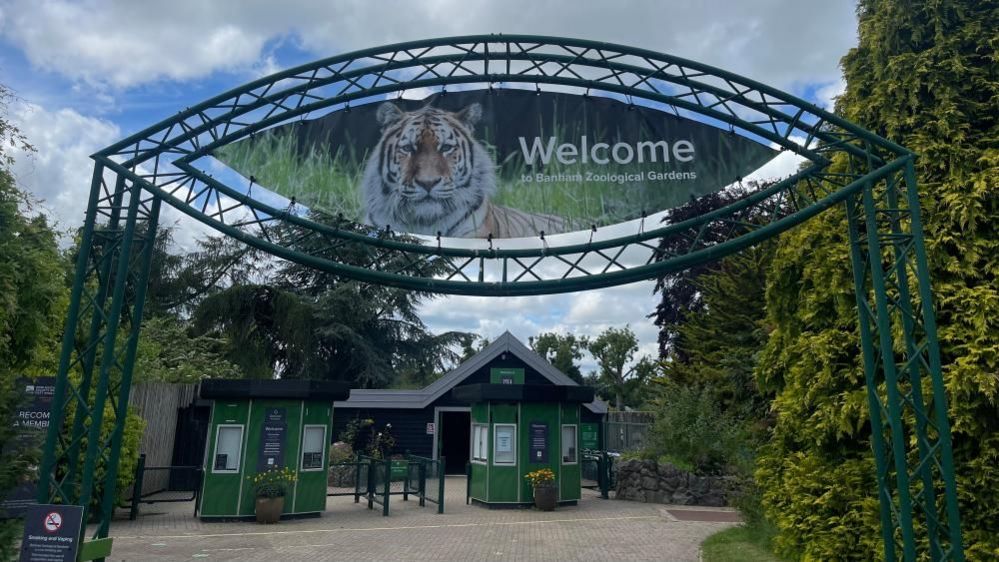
left=9, top=101, right=119, bottom=231
left=418, top=279, right=659, bottom=374
left=816, top=79, right=847, bottom=111
left=1, top=1, right=856, bottom=91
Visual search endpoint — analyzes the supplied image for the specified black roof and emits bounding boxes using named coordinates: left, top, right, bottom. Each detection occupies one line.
left=451, top=383, right=596, bottom=404
left=200, top=379, right=351, bottom=401
left=334, top=332, right=608, bottom=414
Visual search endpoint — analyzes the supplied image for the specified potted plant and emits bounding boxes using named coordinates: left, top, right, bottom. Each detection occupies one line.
left=525, top=468, right=557, bottom=511
left=248, top=466, right=297, bottom=523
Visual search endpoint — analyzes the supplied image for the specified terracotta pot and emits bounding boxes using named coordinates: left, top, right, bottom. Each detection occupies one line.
left=533, top=484, right=557, bottom=511
left=255, top=495, right=285, bottom=523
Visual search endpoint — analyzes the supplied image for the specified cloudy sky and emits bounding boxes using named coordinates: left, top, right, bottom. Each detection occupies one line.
left=0, top=1, right=858, bottom=373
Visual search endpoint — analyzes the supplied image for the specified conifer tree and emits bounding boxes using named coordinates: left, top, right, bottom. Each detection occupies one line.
left=756, top=2, right=999, bottom=559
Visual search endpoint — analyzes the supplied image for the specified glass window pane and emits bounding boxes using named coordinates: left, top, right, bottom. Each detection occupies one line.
left=302, top=426, right=325, bottom=470
left=472, top=424, right=489, bottom=461
left=561, top=425, right=577, bottom=464
left=494, top=424, right=516, bottom=464
left=215, top=425, right=243, bottom=471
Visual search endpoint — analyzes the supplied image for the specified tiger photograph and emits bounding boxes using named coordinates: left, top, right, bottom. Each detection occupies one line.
left=361, top=101, right=568, bottom=239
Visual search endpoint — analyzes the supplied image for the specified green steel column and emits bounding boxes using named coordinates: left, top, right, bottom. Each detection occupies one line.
left=883, top=174, right=942, bottom=558
left=75, top=183, right=143, bottom=528
left=901, top=160, right=965, bottom=561
left=96, top=195, right=161, bottom=541
left=845, top=194, right=898, bottom=562
left=861, top=181, right=916, bottom=561
left=38, top=164, right=105, bottom=505
left=65, top=174, right=129, bottom=498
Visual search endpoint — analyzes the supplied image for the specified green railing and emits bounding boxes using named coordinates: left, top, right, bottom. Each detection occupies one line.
left=327, top=455, right=369, bottom=504
left=581, top=450, right=614, bottom=499
left=405, top=455, right=446, bottom=514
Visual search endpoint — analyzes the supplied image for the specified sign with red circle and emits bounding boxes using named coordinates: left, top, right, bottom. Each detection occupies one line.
left=43, top=511, right=62, bottom=533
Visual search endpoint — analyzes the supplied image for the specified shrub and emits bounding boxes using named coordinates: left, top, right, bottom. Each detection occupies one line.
left=644, top=383, right=754, bottom=475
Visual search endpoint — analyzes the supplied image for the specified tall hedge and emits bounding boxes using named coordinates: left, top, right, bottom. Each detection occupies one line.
left=756, top=1, right=999, bottom=560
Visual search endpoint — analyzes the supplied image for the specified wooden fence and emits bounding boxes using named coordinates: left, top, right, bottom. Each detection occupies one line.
left=127, top=383, right=197, bottom=496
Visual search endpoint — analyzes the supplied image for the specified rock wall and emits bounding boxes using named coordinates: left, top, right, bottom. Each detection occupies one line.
left=614, top=459, right=740, bottom=507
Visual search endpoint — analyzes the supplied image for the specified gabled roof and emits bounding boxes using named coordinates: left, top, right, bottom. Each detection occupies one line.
left=335, top=331, right=607, bottom=414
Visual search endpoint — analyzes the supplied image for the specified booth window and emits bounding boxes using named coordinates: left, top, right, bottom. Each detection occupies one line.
left=493, top=424, right=516, bottom=465
left=561, top=425, right=578, bottom=464
left=472, top=424, right=489, bottom=462
left=301, top=425, right=326, bottom=471
left=213, top=424, right=244, bottom=473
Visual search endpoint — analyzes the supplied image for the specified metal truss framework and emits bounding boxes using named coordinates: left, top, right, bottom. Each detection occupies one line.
left=37, top=36, right=962, bottom=561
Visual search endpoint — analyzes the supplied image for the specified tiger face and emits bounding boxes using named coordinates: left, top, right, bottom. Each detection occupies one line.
left=361, top=102, right=496, bottom=237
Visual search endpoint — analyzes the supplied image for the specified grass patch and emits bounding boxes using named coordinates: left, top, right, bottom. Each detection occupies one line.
left=701, top=522, right=784, bottom=562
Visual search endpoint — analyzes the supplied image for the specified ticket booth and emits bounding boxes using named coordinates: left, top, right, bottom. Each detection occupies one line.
left=197, top=379, right=350, bottom=520
left=453, top=383, right=595, bottom=507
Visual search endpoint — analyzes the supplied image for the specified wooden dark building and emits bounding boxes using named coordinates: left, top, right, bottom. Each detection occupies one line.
left=333, top=332, right=607, bottom=473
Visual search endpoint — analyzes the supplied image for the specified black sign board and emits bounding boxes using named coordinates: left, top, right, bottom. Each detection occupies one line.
left=529, top=422, right=549, bottom=464
left=18, top=503, right=83, bottom=562
left=257, top=408, right=287, bottom=471
left=2, top=378, right=55, bottom=517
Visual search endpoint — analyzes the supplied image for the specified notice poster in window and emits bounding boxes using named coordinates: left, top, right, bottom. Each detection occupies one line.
left=529, top=422, right=548, bottom=464
left=496, top=430, right=512, bottom=452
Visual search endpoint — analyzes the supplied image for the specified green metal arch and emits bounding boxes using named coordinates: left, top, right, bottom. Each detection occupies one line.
left=91, top=34, right=908, bottom=297
left=40, top=35, right=965, bottom=562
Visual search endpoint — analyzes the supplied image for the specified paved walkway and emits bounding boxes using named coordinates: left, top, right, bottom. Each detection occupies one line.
left=103, top=477, right=739, bottom=561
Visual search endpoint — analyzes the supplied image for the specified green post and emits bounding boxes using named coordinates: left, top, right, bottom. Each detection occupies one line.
left=366, top=460, right=374, bottom=510
left=129, top=454, right=146, bottom=521
left=38, top=163, right=105, bottom=505
left=382, top=457, right=391, bottom=516
left=419, top=460, right=426, bottom=507
left=76, top=182, right=144, bottom=538
left=845, top=194, right=898, bottom=562
left=902, top=160, right=965, bottom=561
left=97, top=195, right=161, bottom=543
left=861, top=181, right=917, bottom=561
left=883, top=174, right=941, bottom=558
left=437, top=456, right=446, bottom=514
left=66, top=174, right=128, bottom=496
left=354, top=453, right=362, bottom=504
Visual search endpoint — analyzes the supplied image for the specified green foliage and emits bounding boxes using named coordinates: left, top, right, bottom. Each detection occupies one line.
left=191, top=220, right=472, bottom=387
left=338, top=418, right=395, bottom=459
left=701, top=523, right=785, bottom=562
left=660, top=244, right=773, bottom=419
left=644, top=383, right=753, bottom=475
left=756, top=2, right=999, bottom=559
left=0, top=172, right=66, bottom=376
left=587, top=325, right=655, bottom=410
left=530, top=331, right=587, bottom=384
left=133, top=316, right=243, bottom=383
left=0, top=101, right=61, bottom=555
left=61, top=392, right=146, bottom=515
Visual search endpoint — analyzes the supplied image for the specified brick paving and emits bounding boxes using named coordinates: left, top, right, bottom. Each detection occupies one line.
left=102, top=477, right=739, bottom=561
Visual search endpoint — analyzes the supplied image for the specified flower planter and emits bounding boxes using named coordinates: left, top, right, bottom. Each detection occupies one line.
left=533, top=484, right=557, bottom=511
left=255, top=496, right=285, bottom=523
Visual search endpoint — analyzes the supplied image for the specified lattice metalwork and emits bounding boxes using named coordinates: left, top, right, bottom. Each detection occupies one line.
left=38, top=35, right=963, bottom=561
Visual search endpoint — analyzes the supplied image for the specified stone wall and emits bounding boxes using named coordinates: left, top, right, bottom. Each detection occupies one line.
left=614, top=459, right=740, bottom=507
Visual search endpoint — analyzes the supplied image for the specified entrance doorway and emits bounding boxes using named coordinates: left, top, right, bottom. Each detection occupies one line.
left=438, top=410, right=470, bottom=474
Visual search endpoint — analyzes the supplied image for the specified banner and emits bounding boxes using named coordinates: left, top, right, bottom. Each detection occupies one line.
left=215, top=89, right=777, bottom=239
left=2, top=378, right=55, bottom=517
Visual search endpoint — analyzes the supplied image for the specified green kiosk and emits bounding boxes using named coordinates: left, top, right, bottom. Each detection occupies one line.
left=198, top=379, right=350, bottom=520
left=453, top=382, right=596, bottom=507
